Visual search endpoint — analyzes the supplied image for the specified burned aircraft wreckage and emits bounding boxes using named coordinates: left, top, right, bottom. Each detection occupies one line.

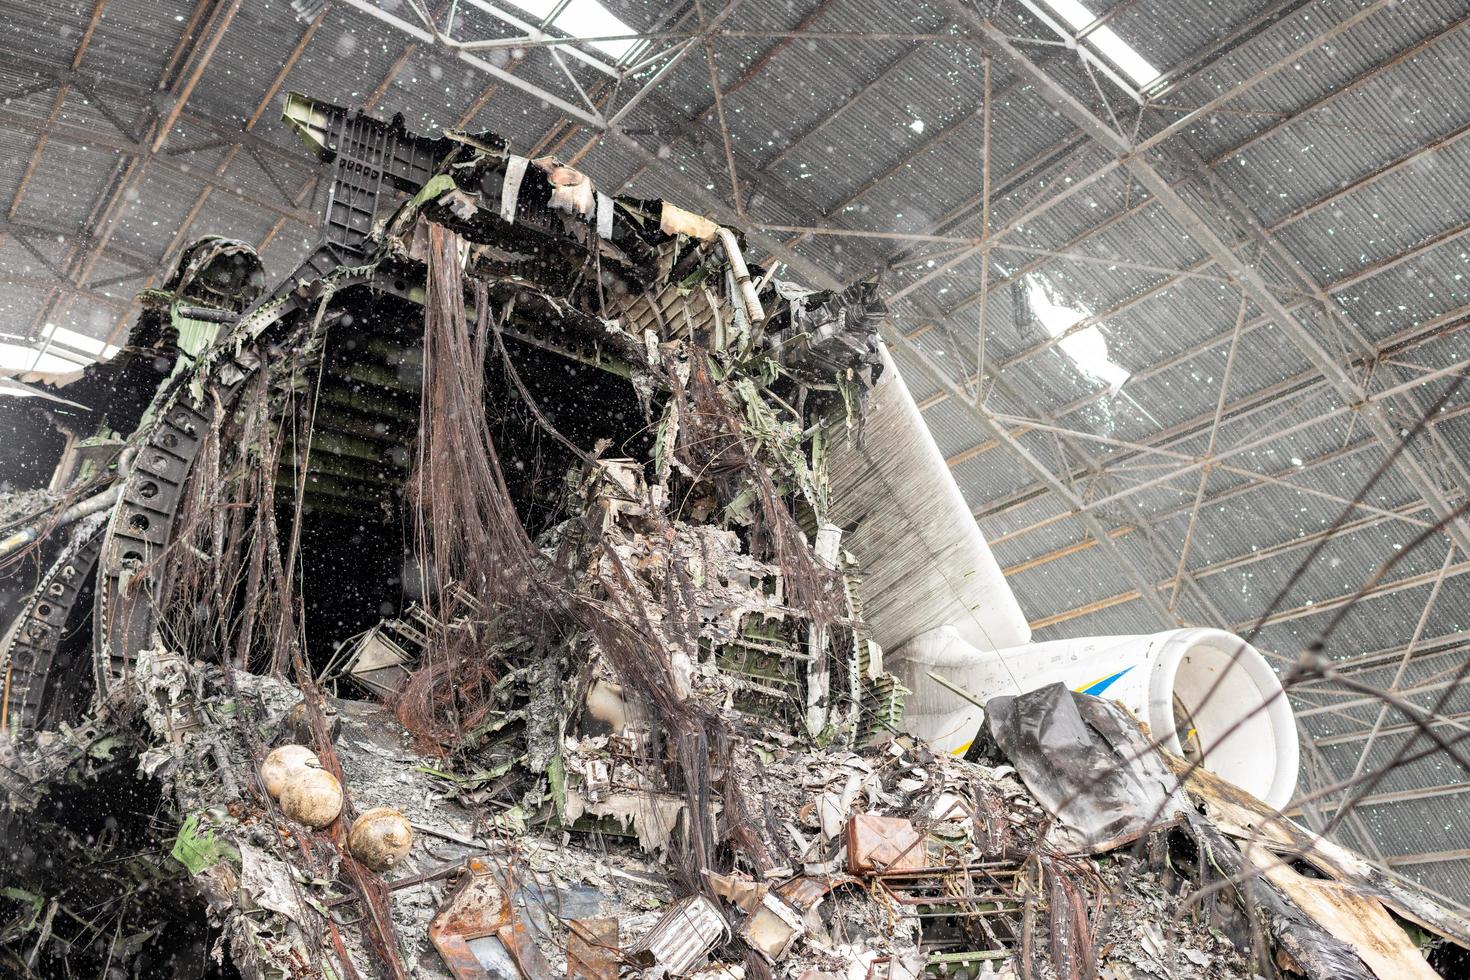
left=0, top=94, right=1467, bottom=979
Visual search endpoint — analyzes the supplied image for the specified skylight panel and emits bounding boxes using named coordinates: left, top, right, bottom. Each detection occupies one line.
left=0, top=343, right=83, bottom=375
left=1085, top=28, right=1159, bottom=87
left=1035, top=0, right=1160, bottom=87
left=40, top=322, right=120, bottom=360
left=499, top=0, right=640, bottom=60
left=0, top=323, right=122, bottom=376
left=554, top=0, right=639, bottom=59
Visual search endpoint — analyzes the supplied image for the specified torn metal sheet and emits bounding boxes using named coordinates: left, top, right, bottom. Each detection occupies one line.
left=1168, top=753, right=1470, bottom=953
left=500, top=156, right=530, bottom=224
left=846, top=813, right=925, bottom=874
left=429, top=859, right=553, bottom=980
left=1250, top=849, right=1439, bottom=980
left=0, top=377, right=91, bottom=410
left=741, top=892, right=805, bottom=962
left=1184, top=811, right=1376, bottom=980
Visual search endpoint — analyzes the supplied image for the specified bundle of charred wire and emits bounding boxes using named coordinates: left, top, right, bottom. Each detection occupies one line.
left=160, top=356, right=298, bottom=674
left=396, top=221, right=791, bottom=921
left=661, top=351, right=842, bottom=626
left=394, top=222, right=569, bottom=747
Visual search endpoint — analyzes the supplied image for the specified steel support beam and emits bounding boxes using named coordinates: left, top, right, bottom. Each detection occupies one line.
left=3, top=0, right=112, bottom=225
left=945, top=0, right=1470, bottom=558
left=333, top=0, right=607, bottom=128
left=1387, top=849, right=1470, bottom=868
left=1237, top=561, right=1470, bottom=633
left=151, top=0, right=242, bottom=151
left=1022, top=500, right=1438, bottom=633
left=886, top=14, right=1470, bottom=506
left=456, top=0, right=621, bottom=77
left=970, top=305, right=1470, bottom=532
left=1143, top=0, right=1314, bottom=98
left=17, top=0, right=253, bottom=363
left=617, top=0, right=838, bottom=189
left=1289, top=779, right=1470, bottom=814
left=0, top=274, right=131, bottom=312
left=1315, top=711, right=1470, bottom=749
left=1205, top=11, right=1470, bottom=167
left=1304, top=632, right=1470, bottom=683
left=0, top=219, right=156, bottom=277
left=1134, top=0, right=1399, bottom=153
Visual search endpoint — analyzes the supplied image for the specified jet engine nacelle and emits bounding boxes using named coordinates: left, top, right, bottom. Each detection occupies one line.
left=892, top=625, right=1300, bottom=811
left=829, top=343, right=1301, bottom=811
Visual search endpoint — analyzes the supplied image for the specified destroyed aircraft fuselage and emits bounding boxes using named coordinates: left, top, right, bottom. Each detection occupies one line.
left=1, top=92, right=890, bottom=742
left=0, top=94, right=1466, bottom=980
left=0, top=91, right=896, bottom=977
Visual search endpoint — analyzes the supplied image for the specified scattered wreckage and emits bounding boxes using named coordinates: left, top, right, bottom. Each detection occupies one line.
left=0, top=94, right=1465, bottom=979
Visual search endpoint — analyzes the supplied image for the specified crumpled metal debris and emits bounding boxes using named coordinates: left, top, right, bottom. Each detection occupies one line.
left=428, top=858, right=553, bottom=980
left=627, top=895, right=728, bottom=976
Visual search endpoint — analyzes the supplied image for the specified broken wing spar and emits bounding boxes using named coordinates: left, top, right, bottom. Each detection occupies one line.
left=828, top=345, right=1301, bottom=809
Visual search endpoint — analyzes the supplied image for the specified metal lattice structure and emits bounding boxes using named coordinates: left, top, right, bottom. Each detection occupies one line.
left=2, top=0, right=1469, bottom=905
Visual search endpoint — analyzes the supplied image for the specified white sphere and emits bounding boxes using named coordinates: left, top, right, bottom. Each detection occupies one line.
left=261, top=745, right=320, bottom=799
left=280, top=768, right=343, bottom=828
left=349, top=807, right=414, bottom=870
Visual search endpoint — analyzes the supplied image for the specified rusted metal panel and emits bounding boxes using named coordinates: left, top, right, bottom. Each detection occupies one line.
left=428, top=858, right=551, bottom=980
left=429, top=860, right=512, bottom=979
left=567, top=918, right=619, bottom=980
left=847, top=814, right=925, bottom=874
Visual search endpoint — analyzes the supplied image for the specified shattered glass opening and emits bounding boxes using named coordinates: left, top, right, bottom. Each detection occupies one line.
left=1024, top=274, right=1131, bottom=393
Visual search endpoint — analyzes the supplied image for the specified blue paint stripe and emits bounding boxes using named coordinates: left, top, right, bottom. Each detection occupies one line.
left=1079, top=666, right=1133, bottom=697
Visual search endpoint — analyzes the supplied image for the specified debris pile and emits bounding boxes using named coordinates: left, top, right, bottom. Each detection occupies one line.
left=1, top=94, right=1467, bottom=979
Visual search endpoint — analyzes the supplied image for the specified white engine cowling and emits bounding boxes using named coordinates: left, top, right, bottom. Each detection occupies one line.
left=891, top=625, right=1300, bottom=810
left=828, top=343, right=1301, bottom=812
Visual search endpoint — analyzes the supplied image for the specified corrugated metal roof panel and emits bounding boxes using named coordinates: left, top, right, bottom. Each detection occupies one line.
left=1175, top=2, right=1470, bottom=159
left=9, top=139, right=117, bottom=235
left=82, top=0, right=198, bottom=90
left=1, top=1, right=86, bottom=69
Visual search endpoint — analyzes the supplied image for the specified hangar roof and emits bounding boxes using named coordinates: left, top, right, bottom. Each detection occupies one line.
left=2, top=0, right=1468, bottom=905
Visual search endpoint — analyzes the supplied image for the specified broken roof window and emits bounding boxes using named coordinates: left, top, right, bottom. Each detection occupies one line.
left=496, top=0, right=641, bottom=60
left=1035, top=0, right=1161, bottom=87
left=1025, top=274, right=1131, bottom=393
left=0, top=342, right=79, bottom=374
left=38, top=322, right=121, bottom=362
left=0, top=323, right=118, bottom=374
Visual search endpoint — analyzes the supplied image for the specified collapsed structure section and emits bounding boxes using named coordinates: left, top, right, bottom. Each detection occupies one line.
left=0, top=94, right=1463, bottom=980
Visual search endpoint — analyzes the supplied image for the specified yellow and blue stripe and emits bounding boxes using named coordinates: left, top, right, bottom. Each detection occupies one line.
left=1075, top=666, right=1133, bottom=697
